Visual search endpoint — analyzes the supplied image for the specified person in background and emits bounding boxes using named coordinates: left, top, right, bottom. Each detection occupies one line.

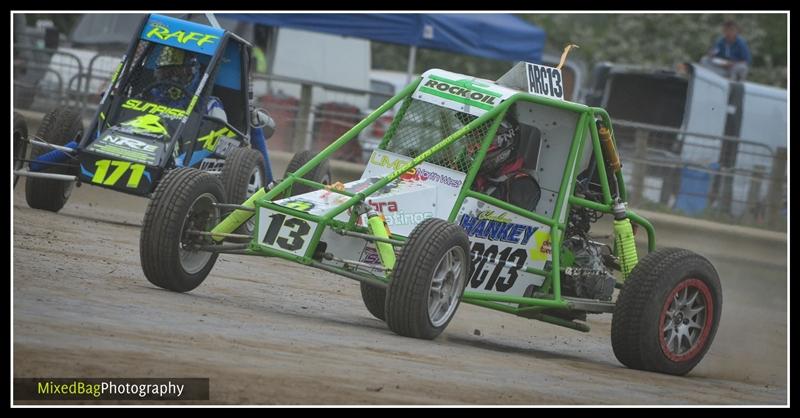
left=700, top=20, right=752, bottom=81
left=252, top=46, right=268, bottom=74
left=252, top=27, right=269, bottom=74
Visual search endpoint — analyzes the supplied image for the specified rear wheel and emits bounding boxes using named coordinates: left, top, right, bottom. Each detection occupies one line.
left=360, top=282, right=386, bottom=321
left=14, top=112, right=28, bottom=188
left=385, top=218, right=470, bottom=339
left=611, top=248, right=722, bottom=375
left=220, top=147, right=266, bottom=239
left=25, top=108, right=83, bottom=212
left=284, top=150, right=331, bottom=196
left=140, top=168, right=224, bottom=292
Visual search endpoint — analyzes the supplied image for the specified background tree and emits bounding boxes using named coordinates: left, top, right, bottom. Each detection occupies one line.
left=372, top=13, right=787, bottom=88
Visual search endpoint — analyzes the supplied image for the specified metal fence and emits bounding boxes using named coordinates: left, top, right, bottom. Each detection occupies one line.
left=613, top=120, right=787, bottom=231
left=13, top=46, right=787, bottom=231
left=14, top=45, right=83, bottom=111
left=253, top=73, right=394, bottom=164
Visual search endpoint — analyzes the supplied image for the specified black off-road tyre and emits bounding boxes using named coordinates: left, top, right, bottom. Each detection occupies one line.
left=25, top=108, right=83, bottom=212
left=360, top=282, right=387, bottom=321
left=284, top=150, right=331, bottom=196
left=14, top=112, right=29, bottom=188
left=219, top=147, right=266, bottom=239
left=140, top=168, right=224, bottom=292
left=385, top=218, right=470, bottom=340
left=611, top=248, right=722, bottom=375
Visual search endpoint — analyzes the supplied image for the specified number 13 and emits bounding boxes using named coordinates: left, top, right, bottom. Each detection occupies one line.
left=262, top=213, right=311, bottom=251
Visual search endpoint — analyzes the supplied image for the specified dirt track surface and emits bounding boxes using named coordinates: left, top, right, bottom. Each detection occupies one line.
left=13, top=181, right=787, bottom=405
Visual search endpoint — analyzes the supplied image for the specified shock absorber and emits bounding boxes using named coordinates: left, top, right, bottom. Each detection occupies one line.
left=597, top=124, right=623, bottom=199
left=594, top=121, right=637, bottom=278
left=366, top=208, right=396, bottom=271
left=598, top=125, right=621, bottom=173
left=612, top=201, right=638, bottom=279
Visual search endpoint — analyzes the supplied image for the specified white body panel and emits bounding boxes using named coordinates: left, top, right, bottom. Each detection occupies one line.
left=273, top=149, right=466, bottom=238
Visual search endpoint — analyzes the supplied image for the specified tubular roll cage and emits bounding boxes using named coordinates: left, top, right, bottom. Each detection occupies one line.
left=211, top=77, right=657, bottom=319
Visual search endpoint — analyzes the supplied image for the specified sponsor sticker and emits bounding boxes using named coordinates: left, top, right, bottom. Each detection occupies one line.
left=141, top=14, right=223, bottom=56
left=413, top=69, right=518, bottom=117
left=456, top=197, right=550, bottom=295
left=86, top=134, right=161, bottom=165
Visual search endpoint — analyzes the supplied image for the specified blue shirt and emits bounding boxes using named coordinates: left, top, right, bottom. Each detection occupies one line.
left=713, top=36, right=752, bottom=65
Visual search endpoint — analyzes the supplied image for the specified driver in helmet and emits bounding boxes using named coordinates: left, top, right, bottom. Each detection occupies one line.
left=458, top=109, right=520, bottom=177
left=463, top=108, right=541, bottom=212
left=145, top=46, right=197, bottom=108
left=145, top=46, right=227, bottom=121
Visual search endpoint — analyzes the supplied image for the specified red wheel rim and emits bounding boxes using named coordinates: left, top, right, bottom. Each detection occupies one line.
left=658, top=278, right=714, bottom=362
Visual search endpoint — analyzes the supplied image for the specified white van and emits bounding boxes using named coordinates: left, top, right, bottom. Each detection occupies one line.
left=584, top=61, right=787, bottom=215
left=265, top=27, right=371, bottom=110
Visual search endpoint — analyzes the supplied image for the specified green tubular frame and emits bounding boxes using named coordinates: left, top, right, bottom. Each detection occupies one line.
left=207, top=75, right=658, bottom=324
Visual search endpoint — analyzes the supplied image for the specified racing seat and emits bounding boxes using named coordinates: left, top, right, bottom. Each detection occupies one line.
left=517, top=125, right=541, bottom=171
left=483, top=124, right=543, bottom=212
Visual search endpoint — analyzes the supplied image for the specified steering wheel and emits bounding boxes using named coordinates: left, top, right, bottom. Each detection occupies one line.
left=135, top=81, right=191, bottom=102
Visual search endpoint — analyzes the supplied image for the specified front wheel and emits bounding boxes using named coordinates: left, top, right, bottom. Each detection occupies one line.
left=385, top=218, right=470, bottom=340
left=611, top=248, right=722, bottom=375
left=220, top=147, right=266, bottom=239
left=140, top=168, right=224, bottom=292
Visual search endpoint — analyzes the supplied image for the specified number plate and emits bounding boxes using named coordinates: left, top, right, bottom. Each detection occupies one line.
left=213, top=136, right=239, bottom=157
left=256, top=207, right=318, bottom=257
left=525, top=63, right=565, bottom=101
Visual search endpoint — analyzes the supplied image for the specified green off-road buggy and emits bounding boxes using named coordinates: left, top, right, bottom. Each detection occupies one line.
left=138, top=61, right=722, bottom=375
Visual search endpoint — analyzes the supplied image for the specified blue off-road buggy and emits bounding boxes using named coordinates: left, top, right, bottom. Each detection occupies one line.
left=13, top=14, right=325, bottom=227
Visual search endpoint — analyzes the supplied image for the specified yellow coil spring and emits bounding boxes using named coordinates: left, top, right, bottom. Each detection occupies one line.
left=614, top=218, right=639, bottom=279
left=368, top=214, right=396, bottom=271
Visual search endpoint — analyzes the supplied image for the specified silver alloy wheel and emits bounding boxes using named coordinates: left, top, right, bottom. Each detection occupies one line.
left=427, top=246, right=467, bottom=327
left=247, top=166, right=263, bottom=196
left=662, top=286, right=708, bottom=356
left=179, top=192, right=219, bottom=274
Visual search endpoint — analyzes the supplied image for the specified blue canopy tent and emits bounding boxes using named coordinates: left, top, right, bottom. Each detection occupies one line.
left=224, top=13, right=546, bottom=82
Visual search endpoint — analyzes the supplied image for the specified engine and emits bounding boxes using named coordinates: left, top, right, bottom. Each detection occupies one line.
left=562, top=237, right=617, bottom=301
left=561, top=205, right=617, bottom=301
